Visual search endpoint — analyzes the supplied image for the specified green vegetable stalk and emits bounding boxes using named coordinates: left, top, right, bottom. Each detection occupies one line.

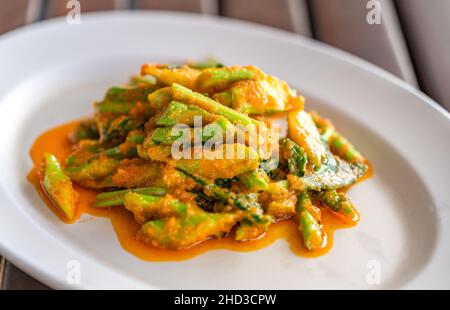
left=43, top=153, right=78, bottom=220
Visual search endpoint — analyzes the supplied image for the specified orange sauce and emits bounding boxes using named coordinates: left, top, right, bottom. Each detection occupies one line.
left=28, top=120, right=370, bottom=261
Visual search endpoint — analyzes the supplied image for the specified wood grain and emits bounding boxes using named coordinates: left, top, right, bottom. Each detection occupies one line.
left=309, top=0, right=417, bottom=85
left=220, top=0, right=295, bottom=32
left=0, top=0, right=32, bottom=34
left=46, top=0, right=118, bottom=17
left=0, top=257, right=5, bottom=288
left=136, top=0, right=204, bottom=12
left=1, top=261, right=49, bottom=290
left=395, top=0, right=450, bottom=111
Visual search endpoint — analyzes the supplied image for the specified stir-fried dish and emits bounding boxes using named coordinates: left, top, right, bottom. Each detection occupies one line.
left=30, top=59, right=370, bottom=255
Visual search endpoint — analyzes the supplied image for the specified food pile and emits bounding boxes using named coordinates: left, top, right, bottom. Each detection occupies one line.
left=40, top=60, right=369, bottom=251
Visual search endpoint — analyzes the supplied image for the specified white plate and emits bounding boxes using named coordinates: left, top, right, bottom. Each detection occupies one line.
left=0, top=11, right=449, bottom=290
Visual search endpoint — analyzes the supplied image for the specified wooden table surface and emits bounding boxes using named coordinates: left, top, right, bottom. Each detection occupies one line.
left=0, top=0, right=448, bottom=290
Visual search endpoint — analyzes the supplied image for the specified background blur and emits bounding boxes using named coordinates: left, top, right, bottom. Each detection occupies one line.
left=0, top=0, right=449, bottom=289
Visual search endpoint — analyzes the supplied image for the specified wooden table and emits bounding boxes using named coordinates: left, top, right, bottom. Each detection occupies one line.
left=1, top=0, right=448, bottom=290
